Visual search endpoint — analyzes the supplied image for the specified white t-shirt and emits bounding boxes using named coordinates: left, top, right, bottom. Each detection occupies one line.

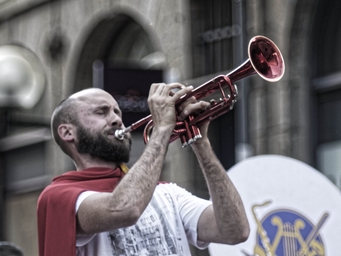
left=76, top=183, right=212, bottom=256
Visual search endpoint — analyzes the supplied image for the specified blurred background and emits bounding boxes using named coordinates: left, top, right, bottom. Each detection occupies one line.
left=0, top=0, right=340, bottom=255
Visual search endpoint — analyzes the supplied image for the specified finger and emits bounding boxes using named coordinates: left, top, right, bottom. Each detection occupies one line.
left=166, top=83, right=186, bottom=96
left=172, top=85, right=193, bottom=101
left=154, top=83, right=167, bottom=95
left=151, top=83, right=183, bottom=97
left=149, top=83, right=162, bottom=97
left=179, top=100, right=210, bottom=120
left=169, top=86, right=183, bottom=96
left=177, top=96, right=197, bottom=112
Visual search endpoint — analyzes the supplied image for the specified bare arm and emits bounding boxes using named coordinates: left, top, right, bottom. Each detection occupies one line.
left=77, top=83, right=193, bottom=234
left=177, top=96, right=250, bottom=244
left=192, top=137, right=250, bottom=244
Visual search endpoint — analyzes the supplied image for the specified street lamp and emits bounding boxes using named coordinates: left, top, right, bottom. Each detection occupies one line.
left=0, top=45, right=45, bottom=240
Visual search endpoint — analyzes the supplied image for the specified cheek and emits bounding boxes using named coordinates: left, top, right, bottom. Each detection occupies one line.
left=83, top=117, right=105, bottom=130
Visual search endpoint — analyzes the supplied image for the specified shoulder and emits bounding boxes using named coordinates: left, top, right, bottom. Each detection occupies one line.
left=37, top=169, right=103, bottom=205
left=37, top=181, right=86, bottom=211
left=39, top=182, right=77, bottom=198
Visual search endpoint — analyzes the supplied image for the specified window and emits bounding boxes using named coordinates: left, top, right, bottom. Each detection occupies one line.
left=312, top=0, right=341, bottom=189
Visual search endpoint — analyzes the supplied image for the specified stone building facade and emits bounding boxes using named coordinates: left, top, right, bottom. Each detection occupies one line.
left=0, top=0, right=340, bottom=255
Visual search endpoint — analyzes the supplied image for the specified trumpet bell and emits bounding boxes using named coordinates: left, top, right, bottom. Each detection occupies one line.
left=249, top=35, right=285, bottom=82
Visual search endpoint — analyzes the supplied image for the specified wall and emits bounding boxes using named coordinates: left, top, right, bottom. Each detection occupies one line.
left=1, top=0, right=192, bottom=254
left=0, top=0, right=319, bottom=255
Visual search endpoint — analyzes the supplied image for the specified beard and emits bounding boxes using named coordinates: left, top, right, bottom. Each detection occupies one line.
left=76, top=124, right=132, bottom=163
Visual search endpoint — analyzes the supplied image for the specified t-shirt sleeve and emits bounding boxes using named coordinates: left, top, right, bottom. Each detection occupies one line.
left=75, top=191, right=98, bottom=212
left=171, top=183, right=212, bottom=249
left=75, top=191, right=98, bottom=247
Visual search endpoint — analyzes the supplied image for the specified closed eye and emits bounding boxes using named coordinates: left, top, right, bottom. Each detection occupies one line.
left=94, top=106, right=110, bottom=115
left=94, top=106, right=122, bottom=117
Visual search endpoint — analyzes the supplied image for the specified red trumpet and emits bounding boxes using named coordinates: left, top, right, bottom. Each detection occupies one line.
left=115, top=35, right=285, bottom=147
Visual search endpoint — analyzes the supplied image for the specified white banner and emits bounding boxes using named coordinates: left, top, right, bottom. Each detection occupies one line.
left=208, top=155, right=341, bottom=256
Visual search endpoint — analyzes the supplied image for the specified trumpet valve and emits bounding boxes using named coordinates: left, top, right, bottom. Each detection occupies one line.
left=210, top=99, right=216, bottom=105
left=194, top=134, right=202, bottom=141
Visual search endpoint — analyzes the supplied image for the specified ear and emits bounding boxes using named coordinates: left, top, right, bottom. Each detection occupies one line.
left=57, top=124, right=76, bottom=142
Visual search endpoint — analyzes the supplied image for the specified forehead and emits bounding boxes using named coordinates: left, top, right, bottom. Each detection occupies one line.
left=71, top=89, right=119, bottom=109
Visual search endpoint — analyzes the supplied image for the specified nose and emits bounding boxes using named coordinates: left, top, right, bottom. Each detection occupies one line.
left=109, top=111, right=123, bottom=128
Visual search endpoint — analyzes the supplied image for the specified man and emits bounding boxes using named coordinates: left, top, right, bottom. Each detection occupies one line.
left=37, top=83, right=250, bottom=256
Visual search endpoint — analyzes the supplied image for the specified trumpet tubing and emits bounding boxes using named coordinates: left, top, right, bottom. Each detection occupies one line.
left=115, top=35, right=285, bottom=147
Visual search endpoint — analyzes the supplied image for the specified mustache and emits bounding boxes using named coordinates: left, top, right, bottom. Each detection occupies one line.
left=106, top=128, right=119, bottom=136
left=106, top=127, right=132, bottom=142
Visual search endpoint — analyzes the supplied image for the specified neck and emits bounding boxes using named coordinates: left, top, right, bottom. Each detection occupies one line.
left=73, top=154, right=119, bottom=171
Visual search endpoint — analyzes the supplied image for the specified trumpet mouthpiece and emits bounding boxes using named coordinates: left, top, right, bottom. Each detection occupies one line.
left=115, top=129, right=125, bottom=140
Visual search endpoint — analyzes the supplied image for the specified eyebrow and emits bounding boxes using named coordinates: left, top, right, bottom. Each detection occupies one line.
left=93, top=104, right=109, bottom=110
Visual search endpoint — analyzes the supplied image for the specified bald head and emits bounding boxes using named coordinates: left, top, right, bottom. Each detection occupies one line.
left=69, top=88, right=111, bottom=101
left=51, top=88, right=117, bottom=155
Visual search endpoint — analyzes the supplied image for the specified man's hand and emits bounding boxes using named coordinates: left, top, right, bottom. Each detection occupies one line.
left=148, top=83, right=193, bottom=131
left=176, top=93, right=211, bottom=142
